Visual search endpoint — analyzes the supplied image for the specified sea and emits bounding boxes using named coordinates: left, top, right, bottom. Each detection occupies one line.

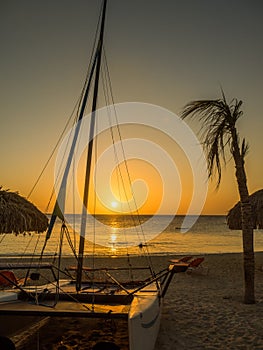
left=1, top=215, right=263, bottom=257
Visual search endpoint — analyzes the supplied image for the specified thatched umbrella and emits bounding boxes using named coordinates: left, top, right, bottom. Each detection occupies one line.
left=0, top=188, right=48, bottom=234
left=227, top=189, right=263, bottom=229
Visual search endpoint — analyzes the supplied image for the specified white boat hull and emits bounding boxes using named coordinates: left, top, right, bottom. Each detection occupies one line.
left=129, top=284, right=162, bottom=350
left=0, top=261, right=185, bottom=349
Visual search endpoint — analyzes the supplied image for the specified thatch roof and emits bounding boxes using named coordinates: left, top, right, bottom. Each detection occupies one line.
left=227, top=189, right=263, bottom=230
left=0, top=188, right=48, bottom=234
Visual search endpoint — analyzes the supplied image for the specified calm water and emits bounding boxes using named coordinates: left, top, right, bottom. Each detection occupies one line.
left=1, top=215, right=263, bottom=257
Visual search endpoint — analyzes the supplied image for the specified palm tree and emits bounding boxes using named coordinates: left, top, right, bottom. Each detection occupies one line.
left=181, top=92, right=255, bottom=304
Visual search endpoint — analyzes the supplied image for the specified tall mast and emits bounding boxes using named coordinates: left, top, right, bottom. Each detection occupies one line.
left=76, top=0, right=108, bottom=291
left=41, top=52, right=98, bottom=254
left=41, top=5, right=103, bottom=253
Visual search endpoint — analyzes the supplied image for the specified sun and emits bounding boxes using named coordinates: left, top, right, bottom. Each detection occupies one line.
left=111, top=201, right=118, bottom=208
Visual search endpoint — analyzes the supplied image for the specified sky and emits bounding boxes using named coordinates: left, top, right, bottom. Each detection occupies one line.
left=0, top=0, right=263, bottom=216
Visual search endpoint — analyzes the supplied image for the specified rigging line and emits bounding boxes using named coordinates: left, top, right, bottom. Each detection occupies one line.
left=32, top=233, right=41, bottom=261
left=44, top=75, right=92, bottom=215
left=21, top=233, right=41, bottom=278
left=43, top=3, right=105, bottom=252
left=102, top=49, right=144, bottom=235
left=64, top=224, right=78, bottom=260
left=75, top=1, right=103, bottom=120
left=74, top=0, right=104, bottom=120
left=27, top=98, right=80, bottom=201
left=30, top=234, right=41, bottom=265
left=44, top=123, right=74, bottom=214
left=76, top=0, right=108, bottom=292
left=91, top=105, right=99, bottom=311
left=93, top=124, right=98, bottom=261
left=101, top=60, right=133, bottom=275
left=91, top=77, right=102, bottom=279
left=46, top=24, right=102, bottom=241
left=46, top=30, right=99, bottom=214
left=72, top=156, right=76, bottom=250
left=101, top=65, right=134, bottom=281
left=101, top=54, right=135, bottom=218
left=40, top=97, right=84, bottom=215
left=51, top=229, right=61, bottom=265
left=102, top=62, right=133, bottom=266
left=28, top=1, right=103, bottom=204
left=102, top=47, right=142, bottom=222
left=64, top=114, right=87, bottom=254
left=19, top=233, right=34, bottom=261
left=101, top=53, right=137, bottom=217
left=54, top=58, right=97, bottom=215
left=103, top=48, right=155, bottom=275
left=55, top=223, right=65, bottom=304
left=43, top=65, right=95, bottom=214
left=36, top=273, right=91, bottom=311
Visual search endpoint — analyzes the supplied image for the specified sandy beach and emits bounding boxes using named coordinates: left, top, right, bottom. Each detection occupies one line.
left=156, top=252, right=263, bottom=350
left=5, top=252, right=263, bottom=349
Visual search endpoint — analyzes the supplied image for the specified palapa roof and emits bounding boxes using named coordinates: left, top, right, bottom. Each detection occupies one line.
left=227, top=189, right=263, bottom=230
left=0, top=188, right=48, bottom=234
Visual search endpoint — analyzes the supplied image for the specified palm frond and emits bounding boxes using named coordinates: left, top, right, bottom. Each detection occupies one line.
left=241, top=138, right=249, bottom=158
left=231, top=99, right=243, bottom=123
left=181, top=93, right=243, bottom=186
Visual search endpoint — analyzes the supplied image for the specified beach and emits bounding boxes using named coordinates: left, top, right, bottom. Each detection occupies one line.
left=156, top=252, right=263, bottom=350
left=5, top=252, right=263, bottom=349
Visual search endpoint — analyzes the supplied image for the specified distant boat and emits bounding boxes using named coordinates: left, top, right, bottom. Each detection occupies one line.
left=0, top=1, right=187, bottom=349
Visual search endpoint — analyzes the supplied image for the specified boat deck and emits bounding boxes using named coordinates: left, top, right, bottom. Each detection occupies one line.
left=0, top=299, right=130, bottom=318
left=0, top=280, right=159, bottom=319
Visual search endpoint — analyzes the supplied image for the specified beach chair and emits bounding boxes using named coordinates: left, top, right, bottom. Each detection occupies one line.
left=169, top=255, right=193, bottom=264
left=186, top=257, right=208, bottom=275
left=0, top=270, right=18, bottom=287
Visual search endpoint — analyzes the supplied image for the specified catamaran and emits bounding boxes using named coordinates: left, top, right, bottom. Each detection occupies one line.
left=0, top=1, right=188, bottom=349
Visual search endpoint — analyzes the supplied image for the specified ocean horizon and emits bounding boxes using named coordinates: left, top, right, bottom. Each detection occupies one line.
left=1, top=215, right=263, bottom=257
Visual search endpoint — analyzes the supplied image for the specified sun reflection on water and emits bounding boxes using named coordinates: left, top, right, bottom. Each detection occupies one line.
left=109, top=230, right=117, bottom=252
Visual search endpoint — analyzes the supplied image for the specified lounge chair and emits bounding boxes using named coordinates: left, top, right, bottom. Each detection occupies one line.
left=186, top=257, right=208, bottom=275
left=0, top=270, right=18, bottom=287
left=169, top=255, right=193, bottom=264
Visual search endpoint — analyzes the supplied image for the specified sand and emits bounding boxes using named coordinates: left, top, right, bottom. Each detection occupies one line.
left=4, top=252, right=263, bottom=349
left=156, top=252, right=263, bottom=350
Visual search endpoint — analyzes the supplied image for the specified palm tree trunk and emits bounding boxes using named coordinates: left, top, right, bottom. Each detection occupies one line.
left=231, top=128, right=255, bottom=304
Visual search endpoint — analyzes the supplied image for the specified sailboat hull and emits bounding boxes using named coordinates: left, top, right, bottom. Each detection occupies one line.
left=0, top=281, right=162, bottom=349
left=129, top=287, right=162, bottom=350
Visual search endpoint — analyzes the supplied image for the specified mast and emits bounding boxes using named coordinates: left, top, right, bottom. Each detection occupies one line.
left=41, top=10, right=103, bottom=255
left=76, top=0, right=108, bottom=291
left=41, top=52, right=98, bottom=255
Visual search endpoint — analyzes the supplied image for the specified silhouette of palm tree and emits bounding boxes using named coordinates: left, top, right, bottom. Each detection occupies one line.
left=181, top=91, right=255, bottom=304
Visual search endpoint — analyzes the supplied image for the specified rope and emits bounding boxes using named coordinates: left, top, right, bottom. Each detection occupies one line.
left=101, top=48, right=156, bottom=277
left=27, top=0, right=103, bottom=204
left=20, top=233, right=34, bottom=258
left=54, top=223, right=65, bottom=304
left=33, top=272, right=91, bottom=311
left=27, top=99, right=80, bottom=202
left=64, top=224, right=78, bottom=260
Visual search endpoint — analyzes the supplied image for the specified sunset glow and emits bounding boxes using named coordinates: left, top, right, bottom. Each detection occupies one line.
left=1, top=1, right=262, bottom=216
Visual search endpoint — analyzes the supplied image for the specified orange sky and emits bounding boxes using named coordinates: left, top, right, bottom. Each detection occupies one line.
left=0, top=1, right=262, bottom=216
